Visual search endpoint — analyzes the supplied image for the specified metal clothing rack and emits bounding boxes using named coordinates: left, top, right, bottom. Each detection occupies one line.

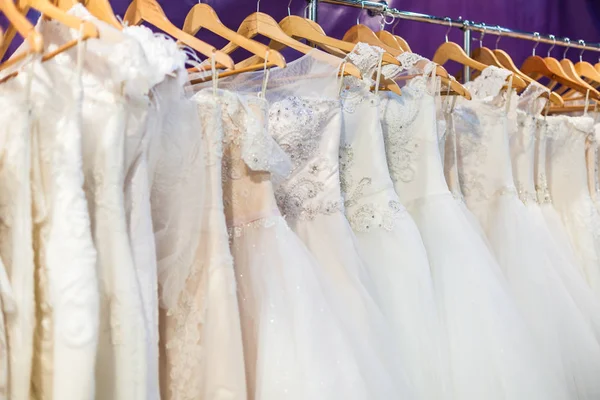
left=305, top=0, right=600, bottom=82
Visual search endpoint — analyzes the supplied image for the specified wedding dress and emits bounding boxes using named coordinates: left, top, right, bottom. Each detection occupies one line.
left=0, top=74, right=34, bottom=400
left=190, top=83, right=400, bottom=400
left=155, top=81, right=247, bottom=399
left=23, top=8, right=162, bottom=399
left=340, top=44, right=450, bottom=400
left=545, top=114, right=600, bottom=295
left=0, top=255, right=9, bottom=400
left=456, top=65, right=600, bottom=399
left=534, top=114, right=600, bottom=343
left=380, top=57, right=564, bottom=400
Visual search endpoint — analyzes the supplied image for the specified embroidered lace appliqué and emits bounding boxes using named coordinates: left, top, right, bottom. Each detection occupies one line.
left=270, top=96, right=344, bottom=220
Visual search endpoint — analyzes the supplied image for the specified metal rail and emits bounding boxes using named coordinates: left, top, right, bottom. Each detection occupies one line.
left=309, top=0, right=600, bottom=52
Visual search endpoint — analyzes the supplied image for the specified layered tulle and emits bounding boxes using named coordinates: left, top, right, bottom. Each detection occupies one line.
left=229, top=216, right=410, bottom=400
left=351, top=214, right=452, bottom=399
left=407, top=193, right=566, bottom=400
left=472, top=194, right=600, bottom=399
left=539, top=203, right=600, bottom=343
left=287, top=213, right=414, bottom=397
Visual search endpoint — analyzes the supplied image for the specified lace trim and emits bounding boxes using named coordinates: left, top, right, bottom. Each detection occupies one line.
left=346, top=200, right=406, bottom=232
left=464, top=66, right=511, bottom=100
left=518, top=81, right=549, bottom=115
left=345, top=42, right=384, bottom=86
left=381, top=52, right=430, bottom=80
left=380, top=92, right=423, bottom=184
left=275, top=176, right=344, bottom=221
left=228, top=215, right=287, bottom=240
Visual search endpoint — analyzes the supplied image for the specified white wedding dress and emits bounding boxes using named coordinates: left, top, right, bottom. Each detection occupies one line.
left=340, top=44, right=451, bottom=400
left=22, top=7, right=166, bottom=399
left=0, top=72, right=35, bottom=400
left=380, top=57, right=565, bottom=400
left=205, top=50, right=415, bottom=398
left=545, top=114, right=600, bottom=295
left=456, top=66, right=600, bottom=399
left=533, top=112, right=600, bottom=343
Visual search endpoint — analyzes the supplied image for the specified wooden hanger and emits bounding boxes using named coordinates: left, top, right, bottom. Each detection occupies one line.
left=365, top=18, right=469, bottom=98
left=434, top=40, right=526, bottom=89
left=470, top=25, right=506, bottom=70
left=238, top=14, right=352, bottom=64
left=124, top=0, right=234, bottom=70
left=183, top=3, right=285, bottom=69
left=1, top=0, right=99, bottom=70
left=574, top=41, right=600, bottom=86
left=53, top=0, right=121, bottom=29
left=0, top=0, right=44, bottom=72
left=220, top=8, right=363, bottom=80
left=521, top=54, right=599, bottom=100
left=552, top=42, right=600, bottom=99
left=342, top=23, right=401, bottom=66
left=494, top=48, right=564, bottom=106
left=558, top=41, right=600, bottom=99
left=432, top=20, right=524, bottom=89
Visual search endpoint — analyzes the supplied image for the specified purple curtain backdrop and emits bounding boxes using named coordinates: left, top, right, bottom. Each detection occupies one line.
left=2, top=0, right=600, bottom=68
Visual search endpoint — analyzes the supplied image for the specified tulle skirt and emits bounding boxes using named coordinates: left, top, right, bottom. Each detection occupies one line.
left=553, top=197, right=600, bottom=296
left=229, top=215, right=411, bottom=400
left=471, top=193, right=600, bottom=399
left=407, top=192, right=565, bottom=400
left=540, top=202, right=600, bottom=342
left=351, top=208, right=452, bottom=400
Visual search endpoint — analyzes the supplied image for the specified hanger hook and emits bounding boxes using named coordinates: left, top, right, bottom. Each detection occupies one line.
left=391, top=15, right=400, bottom=34
left=257, top=0, right=261, bottom=13
left=478, top=23, right=486, bottom=48
left=579, top=40, right=586, bottom=62
left=495, top=25, right=502, bottom=49
left=287, top=0, right=293, bottom=16
left=356, top=1, right=365, bottom=25
left=444, top=17, right=453, bottom=43
left=532, top=32, right=540, bottom=56
left=547, top=34, right=556, bottom=57
left=563, top=37, right=571, bottom=59
left=380, top=12, right=395, bottom=30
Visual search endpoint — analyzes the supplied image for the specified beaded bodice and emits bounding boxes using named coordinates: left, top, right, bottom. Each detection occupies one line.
left=338, top=44, right=406, bottom=232
left=454, top=66, right=516, bottom=208
left=269, top=96, right=344, bottom=220
left=211, top=50, right=348, bottom=222
left=379, top=54, right=449, bottom=205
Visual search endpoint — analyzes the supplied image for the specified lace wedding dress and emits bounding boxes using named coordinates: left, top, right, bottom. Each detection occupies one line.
left=381, top=57, right=564, bottom=400
left=23, top=7, right=170, bottom=398
left=545, top=114, right=600, bottom=295
left=340, top=44, right=450, bottom=400
left=534, top=113, right=600, bottom=344
left=456, top=66, right=600, bottom=399
left=206, top=51, right=414, bottom=399
left=0, top=72, right=35, bottom=400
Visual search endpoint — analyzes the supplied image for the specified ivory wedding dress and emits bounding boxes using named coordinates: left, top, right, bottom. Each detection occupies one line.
left=456, top=66, right=600, bottom=399
left=340, top=44, right=450, bottom=400
left=545, top=114, right=600, bottom=295
left=514, top=85, right=600, bottom=343
left=23, top=7, right=165, bottom=399
left=0, top=73, right=35, bottom=400
left=380, top=57, right=565, bottom=400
